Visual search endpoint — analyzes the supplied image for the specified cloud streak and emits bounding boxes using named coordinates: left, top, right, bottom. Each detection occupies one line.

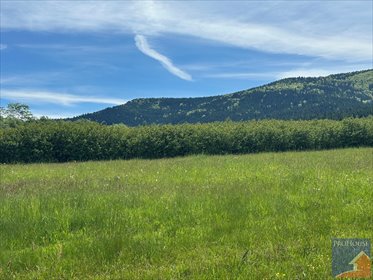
left=204, top=72, right=277, bottom=80
left=32, top=111, right=82, bottom=119
left=276, top=64, right=373, bottom=79
left=134, top=35, right=192, bottom=81
left=1, top=90, right=126, bottom=106
left=0, top=44, right=7, bottom=50
left=1, top=2, right=371, bottom=62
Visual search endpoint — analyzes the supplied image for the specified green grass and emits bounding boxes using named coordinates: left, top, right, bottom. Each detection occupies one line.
left=1, top=148, right=372, bottom=279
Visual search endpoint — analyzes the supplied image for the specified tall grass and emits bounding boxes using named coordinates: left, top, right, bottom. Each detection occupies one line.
left=1, top=148, right=372, bottom=279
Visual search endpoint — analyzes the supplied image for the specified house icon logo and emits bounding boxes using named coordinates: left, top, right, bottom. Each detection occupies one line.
left=332, top=238, right=371, bottom=278
left=336, top=251, right=371, bottom=278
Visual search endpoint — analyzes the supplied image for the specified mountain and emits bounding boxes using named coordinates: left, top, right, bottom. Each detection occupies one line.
left=73, top=69, right=373, bottom=126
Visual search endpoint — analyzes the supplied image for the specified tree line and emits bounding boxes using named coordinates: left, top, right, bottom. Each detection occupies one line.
left=1, top=117, right=372, bottom=163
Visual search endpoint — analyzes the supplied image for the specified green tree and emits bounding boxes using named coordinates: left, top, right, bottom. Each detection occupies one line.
left=0, top=103, right=34, bottom=128
left=1, top=103, right=34, bottom=121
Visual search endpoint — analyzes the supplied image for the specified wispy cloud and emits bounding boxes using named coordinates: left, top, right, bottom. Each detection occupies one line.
left=0, top=72, right=69, bottom=86
left=134, top=35, right=192, bottom=81
left=204, top=64, right=373, bottom=80
left=0, top=44, right=7, bottom=50
left=277, top=69, right=334, bottom=79
left=1, top=2, right=371, bottom=61
left=1, top=90, right=126, bottom=106
left=277, top=65, right=373, bottom=79
left=32, top=111, right=80, bottom=119
left=16, top=43, right=131, bottom=54
left=204, top=72, right=277, bottom=80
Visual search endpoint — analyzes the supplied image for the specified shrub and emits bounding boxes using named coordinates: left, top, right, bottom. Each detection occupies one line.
left=1, top=117, right=372, bottom=163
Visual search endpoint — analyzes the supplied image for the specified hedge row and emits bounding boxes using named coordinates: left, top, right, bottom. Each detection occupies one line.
left=1, top=117, right=373, bottom=163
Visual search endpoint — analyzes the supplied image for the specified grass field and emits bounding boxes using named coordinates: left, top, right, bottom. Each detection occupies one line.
left=1, top=148, right=372, bottom=279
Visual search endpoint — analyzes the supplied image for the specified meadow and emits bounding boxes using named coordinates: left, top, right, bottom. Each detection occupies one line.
left=0, top=148, right=372, bottom=279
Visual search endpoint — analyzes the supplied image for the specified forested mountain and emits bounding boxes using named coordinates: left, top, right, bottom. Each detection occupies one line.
left=73, top=69, right=373, bottom=126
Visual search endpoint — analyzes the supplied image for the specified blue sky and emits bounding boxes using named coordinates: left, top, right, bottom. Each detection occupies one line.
left=0, top=1, right=372, bottom=118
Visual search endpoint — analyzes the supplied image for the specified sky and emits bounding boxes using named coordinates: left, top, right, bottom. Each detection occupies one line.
left=0, top=1, right=372, bottom=118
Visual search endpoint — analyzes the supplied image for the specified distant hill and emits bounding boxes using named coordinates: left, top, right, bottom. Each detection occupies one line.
left=73, top=69, right=373, bottom=126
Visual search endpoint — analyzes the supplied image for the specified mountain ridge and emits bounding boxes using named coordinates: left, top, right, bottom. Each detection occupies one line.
left=72, top=69, right=373, bottom=126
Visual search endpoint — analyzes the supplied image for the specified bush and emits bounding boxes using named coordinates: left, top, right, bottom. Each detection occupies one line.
left=1, top=117, right=372, bottom=163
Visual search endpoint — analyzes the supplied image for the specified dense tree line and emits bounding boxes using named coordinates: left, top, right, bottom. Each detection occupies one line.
left=1, top=117, right=372, bottom=163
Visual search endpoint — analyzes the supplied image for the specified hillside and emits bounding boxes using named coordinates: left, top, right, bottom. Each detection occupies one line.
left=73, top=69, right=373, bottom=126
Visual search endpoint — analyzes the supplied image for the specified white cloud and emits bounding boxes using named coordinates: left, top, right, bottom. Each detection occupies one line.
left=0, top=44, right=7, bottom=50
left=203, top=63, right=373, bottom=80
left=277, top=64, right=373, bottom=79
left=204, top=72, right=277, bottom=79
left=134, top=35, right=192, bottom=81
left=277, top=69, right=335, bottom=79
left=16, top=43, right=131, bottom=54
left=32, top=111, right=79, bottom=119
left=0, top=72, right=68, bottom=86
left=0, top=1, right=371, bottom=62
left=1, top=90, right=126, bottom=106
